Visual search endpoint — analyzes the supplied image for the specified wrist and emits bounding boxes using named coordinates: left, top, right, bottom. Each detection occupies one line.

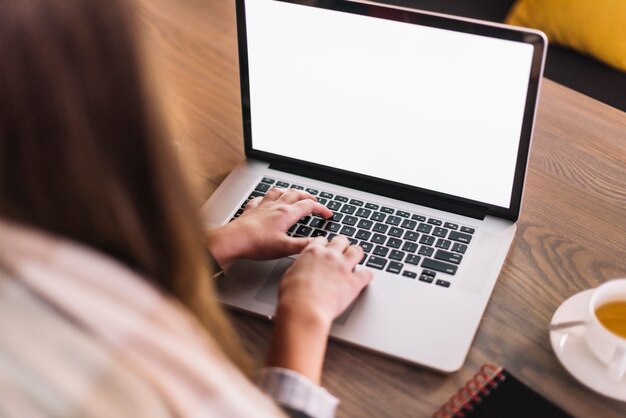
left=204, top=224, right=241, bottom=266
left=267, top=302, right=332, bottom=384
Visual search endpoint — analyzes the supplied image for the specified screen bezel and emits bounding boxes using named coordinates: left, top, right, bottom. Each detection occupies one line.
left=236, top=0, right=546, bottom=221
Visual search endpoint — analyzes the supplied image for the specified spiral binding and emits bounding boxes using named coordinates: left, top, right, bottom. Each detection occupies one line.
left=433, top=364, right=506, bottom=418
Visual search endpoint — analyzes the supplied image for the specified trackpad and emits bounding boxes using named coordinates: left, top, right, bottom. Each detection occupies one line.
left=255, top=258, right=293, bottom=306
left=254, top=258, right=355, bottom=326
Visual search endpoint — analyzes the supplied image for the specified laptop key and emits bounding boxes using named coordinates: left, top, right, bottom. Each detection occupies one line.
left=320, top=191, right=333, bottom=199
left=342, top=215, right=358, bottom=226
left=386, top=262, right=403, bottom=274
left=359, top=241, right=373, bottom=252
left=317, top=198, right=328, bottom=205
left=405, top=254, right=421, bottom=265
left=340, top=205, right=357, bottom=215
left=385, top=216, right=401, bottom=226
left=255, top=183, right=271, bottom=193
left=359, top=254, right=367, bottom=265
left=402, top=242, right=418, bottom=253
left=290, top=185, right=304, bottom=190
left=460, top=226, right=475, bottom=234
left=451, top=243, right=468, bottom=254
left=404, top=231, right=419, bottom=242
left=261, top=177, right=275, bottom=184
left=327, top=201, right=342, bottom=211
left=295, top=225, right=313, bottom=236
left=401, top=219, right=417, bottom=230
left=419, top=235, right=436, bottom=246
left=332, top=212, right=343, bottom=222
left=355, top=208, right=372, bottom=218
left=436, top=279, right=451, bottom=288
left=348, top=238, right=358, bottom=245
left=432, top=227, right=448, bottom=238
left=403, top=270, right=417, bottom=279
left=299, top=215, right=311, bottom=225
left=373, top=223, right=388, bottom=233
left=386, top=238, right=402, bottom=248
left=419, top=275, right=434, bottom=283
left=340, top=226, right=356, bottom=237
left=417, top=223, right=432, bottom=233
left=418, top=246, right=434, bottom=257
left=371, top=233, right=386, bottom=244
left=422, top=269, right=436, bottom=277
left=389, top=250, right=405, bottom=261
left=327, top=233, right=337, bottom=241
left=311, top=229, right=327, bottom=238
left=373, top=245, right=389, bottom=257
left=435, top=239, right=451, bottom=250
left=357, top=219, right=373, bottom=230
left=356, top=229, right=372, bottom=240
left=324, top=222, right=341, bottom=232
left=381, top=206, right=394, bottom=214
left=427, top=218, right=443, bottom=226
left=396, top=210, right=410, bottom=218
left=335, top=195, right=348, bottom=202
left=249, top=191, right=264, bottom=199
left=388, top=227, right=403, bottom=237
left=366, top=256, right=387, bottom=270
left=444, top=222, right=459, bottom=230
left=435, top=249, right=463, bottom=265
left=365, top=203, right=379, bottom=210
left=350, top=199, right=364, bottom=206
left=276, top=181, right=289, bottom=188
left=422, top=258, right=458, bottom=275
left=371, top=212, right=386, bottom=222
left=411, top=214, right=426, bottom=222
left=309, top=218, right=325, bottom=228
left=306, top=188, right=318, bottom=195
left=449, top=231, right=473, bottom=244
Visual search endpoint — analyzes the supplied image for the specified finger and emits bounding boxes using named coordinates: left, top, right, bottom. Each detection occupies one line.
left=245, top=196, right=263, bottom=210
left=306, top=236, right=328, bottom=249
left=291, top=199, right=333, bottom=219
left=354, top=268, right=374, bottom=289
left=343, top=244, right=364, bottom=266
left=279, top=188, right=317, bottom=204
left=283, top=236, right=315, bottom=255
left=327, top=235, right=350, bottom=252
left=263, top=187, right=284, bottom=202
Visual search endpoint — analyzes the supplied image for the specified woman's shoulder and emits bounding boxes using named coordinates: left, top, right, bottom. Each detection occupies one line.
left=0, top=271, right=172, bottom=418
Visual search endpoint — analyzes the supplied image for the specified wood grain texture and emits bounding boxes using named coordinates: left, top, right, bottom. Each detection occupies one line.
left=135, top=0, right=626, bottom=416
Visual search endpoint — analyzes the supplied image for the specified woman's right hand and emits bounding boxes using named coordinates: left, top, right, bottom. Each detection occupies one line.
left=279, top=235, right=373, bottom=326
left=266, top=236, right=373, bottom=384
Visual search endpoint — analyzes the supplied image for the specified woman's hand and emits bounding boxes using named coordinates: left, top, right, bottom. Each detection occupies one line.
left=204, top=187, right=333, bottom=266
left=267, top=236, right=374, bottom=384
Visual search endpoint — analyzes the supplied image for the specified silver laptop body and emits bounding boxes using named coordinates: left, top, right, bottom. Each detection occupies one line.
left=200, top=0, right=546, bottom=372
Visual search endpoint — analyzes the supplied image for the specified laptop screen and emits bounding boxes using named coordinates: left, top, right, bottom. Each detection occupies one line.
left=243, top=0, right=536, bottom=209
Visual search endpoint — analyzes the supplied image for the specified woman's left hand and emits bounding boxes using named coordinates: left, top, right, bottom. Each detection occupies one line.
left=204, top=187, right=333, bottom=266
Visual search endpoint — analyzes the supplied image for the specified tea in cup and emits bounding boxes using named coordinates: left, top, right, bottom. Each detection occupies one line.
left=584, top=279, right=626, bottom=381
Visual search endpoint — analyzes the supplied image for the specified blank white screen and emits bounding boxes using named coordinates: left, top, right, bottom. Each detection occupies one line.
left=245, top=0, right=534, bottom=208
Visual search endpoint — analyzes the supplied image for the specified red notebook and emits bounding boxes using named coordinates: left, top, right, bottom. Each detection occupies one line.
left=433, top=364, right=573, bottom=418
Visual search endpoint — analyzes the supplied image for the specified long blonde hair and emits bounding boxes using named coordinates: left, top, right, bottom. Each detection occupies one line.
left=0, top=0, right=250, bottom=373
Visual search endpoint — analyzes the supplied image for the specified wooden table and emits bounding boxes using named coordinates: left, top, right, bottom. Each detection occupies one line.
left=136, top=0, right=626, bottom=416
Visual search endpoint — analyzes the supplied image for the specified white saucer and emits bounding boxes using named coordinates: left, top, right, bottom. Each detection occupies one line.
left=550, top=289, right=626, bottom=402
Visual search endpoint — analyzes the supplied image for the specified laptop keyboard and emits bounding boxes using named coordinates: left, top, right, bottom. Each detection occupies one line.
left=229, top=177, right=476, bottom=289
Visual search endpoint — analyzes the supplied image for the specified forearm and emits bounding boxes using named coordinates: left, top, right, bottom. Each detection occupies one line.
left=266, top=304, right=331, bottom=385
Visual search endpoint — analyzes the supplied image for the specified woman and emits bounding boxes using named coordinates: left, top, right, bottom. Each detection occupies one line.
left=0, top=0, right=372, bottom=417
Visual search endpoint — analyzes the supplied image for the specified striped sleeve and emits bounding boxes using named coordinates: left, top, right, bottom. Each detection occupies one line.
left=255, top=367, right=339, bottom=418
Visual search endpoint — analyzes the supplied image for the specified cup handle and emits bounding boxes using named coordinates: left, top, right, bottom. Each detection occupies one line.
left=607, top=347, right=626, bottom=381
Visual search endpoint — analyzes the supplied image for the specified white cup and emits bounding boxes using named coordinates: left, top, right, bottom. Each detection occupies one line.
left=584, top=279, right=626, bottom=381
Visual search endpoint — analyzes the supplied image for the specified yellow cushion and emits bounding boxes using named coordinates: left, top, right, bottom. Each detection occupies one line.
left=505, top=0, right=626, bottom=72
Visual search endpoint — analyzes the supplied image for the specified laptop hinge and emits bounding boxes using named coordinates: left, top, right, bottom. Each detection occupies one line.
left=269, top=161, right=488, bottom=221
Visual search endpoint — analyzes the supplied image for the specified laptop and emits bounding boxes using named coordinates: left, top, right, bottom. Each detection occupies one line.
left=200, top=0, right=546, bottom=372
